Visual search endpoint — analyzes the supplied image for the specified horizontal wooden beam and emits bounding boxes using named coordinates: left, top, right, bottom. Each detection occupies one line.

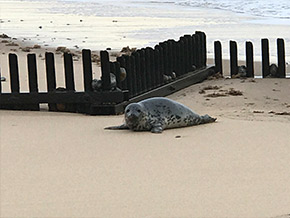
left=0, top=90, right=126, bottom=105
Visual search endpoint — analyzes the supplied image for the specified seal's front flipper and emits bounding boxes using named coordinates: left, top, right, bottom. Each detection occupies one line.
left=104, top=123, right=129, bottom=130
left=151, top=125, right=163, bottom=133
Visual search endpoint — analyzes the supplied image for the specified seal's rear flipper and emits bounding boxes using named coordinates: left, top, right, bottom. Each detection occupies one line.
left=104, top=124, right=129, bottom=130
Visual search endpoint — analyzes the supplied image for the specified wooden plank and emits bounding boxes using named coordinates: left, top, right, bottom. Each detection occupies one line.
left=168, top=40, right=174, bottom=75
left=9, top=53, right=20, bottom=93
left=139, top=49, right=147, bottom=92
left=214, top=41, right=223, bottom=75
left=277, top=38, right=286, bottom=78
left=191, top=35, right=197, bottom=68
left=170, top=40, right=178, bottom=75
left=64, top=53, right=75, bottom=91
left=27, top=54, right=40, bottom=111
left=130, top=55, right=137, bottom=96
left=148, top=48, right=156, bottom=88
left=100, top=50, right=111, bottom=90
left=113, top=61, right=122, bottom=89
left=181, top=38, right=187, bottom=75
left=183, top=36, right=190, bottom=72
left=128, top=66, right=215, bottom=103
left=182, top=36, right=190, bottom=72
left=133, top=51, right=142, bottom=95
left=194, top=34, right=202, bottom=68
left=0, top=90, right=125, bottom=105
left=157, top=45, right=164, bottom=84
left=184, top=35, right=193, bottom=71
left=145, top=47, right=152, bottom=90
left=27, top=54, right=39, bottom=92
left=117, top=55, right=127, bottom=90
left=261, top=38, right=270, bottom=78
left=45, top=52, right=56, bottom=91
left=160, top=42, right=169, bottom=76
left=246, top=41, right=254, bottom=77
left=109, top=61, right=116, bottom=89
left=230, top=41, right=238, bottom=77
left=45, top=52, right=57, bottom=111
left=82, top=49, right=93, bottom=92
left=154, top=46, right=162, bottom=86
left=196, top=31, right=207, bottom=66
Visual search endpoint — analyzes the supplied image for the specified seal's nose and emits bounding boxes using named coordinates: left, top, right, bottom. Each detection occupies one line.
left=128, top=113, right=138, bottom=120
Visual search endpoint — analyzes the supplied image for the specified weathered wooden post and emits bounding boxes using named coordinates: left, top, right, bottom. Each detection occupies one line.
left=179, top=37, right=186, bottom=74
left=64, top=53, right=75, bottom=91
left=117, top=55, right=126, bottom=90
left=277, top=38, right=286, bottom=78
left=100, top=50, right=112, bottom=90
left=182, top=35, right=190, bottom=72
left=185, top=36, right=192, bottom=71
left=191, top=34, right=197, bottom=69
left=27, top=54, right=40, bottom=110
left=196, top=31, right=207, bottom=67
left=214, top=41, right=223, bottom=75
left=9, top=54, right=20, bottom=93
left=195, top=34, right=202, bottom=68
left=139, top=49, right=147, bottom=92
left=124, top=55, right=132, bottom=95
left=45, top=52, right=57, bottom=111
left=261, top=38, right=270, bottom=78
left=174, top=40, right=181, bottom=76
left=130, top=55, right=137, bottom=96
left=148, top=47, right=156, bottom=88
left=184, top=35, right=193, bottom=71
left=113, top=61, right=121, bottom=88
left=133, top=51, right=142, bottom=95
left=158, top=45, right=164, bottom=82
left=167, top=41, right=174, bottom=75
left=27, top=54, right=39, bottom=93
left=154, top=45, right=162, bottom=86
left=230, top=41, right=238, bottom=77
left=246, top=41, right=254, bottom=77
left=63, top=53, right=76, bottom=112
left=145, top=47, right=152, bottom=90
left=82, top=49, right=93, bottom=92
left=161, top=42, right=170, bottom=76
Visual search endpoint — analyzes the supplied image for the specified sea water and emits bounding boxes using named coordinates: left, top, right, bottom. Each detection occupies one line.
left=0, top=0, right=290, bottom=61
left=24, top=0, right=290, bottom=20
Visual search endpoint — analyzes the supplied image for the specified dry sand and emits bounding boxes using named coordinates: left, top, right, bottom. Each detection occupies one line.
left=1, top=76, right=290, bottom=217
left=1, top=2, right=290, bottom=217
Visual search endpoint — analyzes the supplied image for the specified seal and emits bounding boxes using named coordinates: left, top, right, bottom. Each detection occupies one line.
left=105, top=97, right=216, bottom=133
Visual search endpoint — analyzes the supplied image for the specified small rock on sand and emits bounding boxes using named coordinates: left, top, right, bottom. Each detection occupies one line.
left=0, top=33, right=10, bottom=38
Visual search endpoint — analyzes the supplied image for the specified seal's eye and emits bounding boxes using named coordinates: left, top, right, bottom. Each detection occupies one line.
left=126, top=109, right=130, bottom=113
left=137, top=109, right=141, bottom=113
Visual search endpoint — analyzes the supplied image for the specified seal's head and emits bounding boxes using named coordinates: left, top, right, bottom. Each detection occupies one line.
left=124, top=103, right=145, bottom=130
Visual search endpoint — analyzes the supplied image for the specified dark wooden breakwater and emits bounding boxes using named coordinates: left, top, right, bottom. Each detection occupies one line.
left=0, top=31, right=215, bottom=115
left=214, top=38, right=287, bottom=78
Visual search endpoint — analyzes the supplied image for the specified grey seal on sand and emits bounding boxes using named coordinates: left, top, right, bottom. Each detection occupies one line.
left=105, top=97, right=216, bottom=133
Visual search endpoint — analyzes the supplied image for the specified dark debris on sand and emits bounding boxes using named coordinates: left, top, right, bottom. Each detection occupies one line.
left=202, top=87, right=243, bottom=98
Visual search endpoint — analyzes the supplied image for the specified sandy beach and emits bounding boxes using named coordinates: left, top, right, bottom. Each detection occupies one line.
left=1, top=0, right=290, bottom=217
left=1, top=77, right=290, bottom=217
